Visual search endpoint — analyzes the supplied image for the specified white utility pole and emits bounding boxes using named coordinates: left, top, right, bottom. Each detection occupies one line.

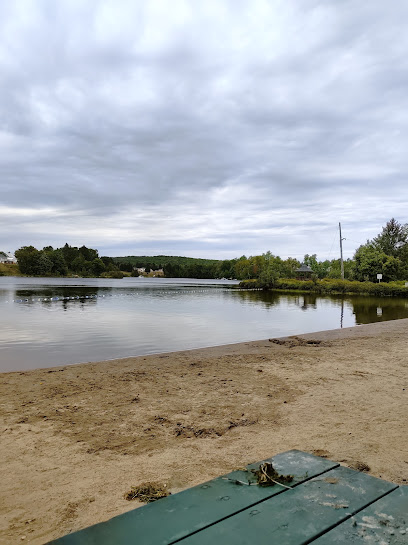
left=339, top=222, right=345, bottom=280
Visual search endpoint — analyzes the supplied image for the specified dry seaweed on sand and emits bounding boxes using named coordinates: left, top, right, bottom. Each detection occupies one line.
left=224, top=462, right=294, bottom=488
left=251, top=462, right=294, bottom=487
left=124, top=481, right=169, bottom=503
left=269, top=336, right=325, bottom=348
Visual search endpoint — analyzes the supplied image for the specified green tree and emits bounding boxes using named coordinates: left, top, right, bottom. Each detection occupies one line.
left=281, top=258, right=300, bottom=278
left=382, top=255, right=403, bottom=281
left=15, top=246, right=41, bottom=275
left=90, top=258, right=106, bottom=276
left=48, top=249, right=68, bottom=276
left=218, top=259, right=237, bottom=279
left=303, top=254, right=330, bottom=279
left=71, top=255, right=88, bottom=275
left=15, top=247, right=53, bottom=276
left=16, top=243, right=107, bottom=277
left=257, top=263, right=279, bottom=288
left=79, top=245, right=98, bottom=262
left=34, top=253, right=53, bottom=276
left=354, top=218, right=408, bottom=281
left=354, top=244, right=387, bottom=282
left=373, top=218, right=408, bottom=257
left=163, top=263, right=178, bottom=277
left=119, top=261, right=133, bottom=272
left=62, top=243, right=79, bottom=267
left=234, top=256, right=253, bottom=280
left=326, top=258, right=354, bottom=280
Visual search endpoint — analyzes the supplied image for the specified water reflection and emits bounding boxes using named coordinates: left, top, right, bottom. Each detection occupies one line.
left=235, top=290, right=329, bottom=314
left=5, top=284, right=408, bottom=328
left=10, top=285, right=232, bottom=306
left=350, top=295, right=408, bottom=324
left=14, top=287, right=101, bottom=310
left=233, top=289, right=408, bottom=328
left=292, top=294, right=318, bottom=311
left=233, top=290, right=321, bottom=310
left=1, top=277, right=408, bottom=372
left=232, top=289, right=281, bottom=308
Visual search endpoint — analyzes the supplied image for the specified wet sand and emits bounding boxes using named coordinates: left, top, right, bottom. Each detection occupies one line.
left=1, top=319, right=407, bottom=544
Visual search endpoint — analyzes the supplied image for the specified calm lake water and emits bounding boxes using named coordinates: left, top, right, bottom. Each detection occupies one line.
left=1, top=276, right=408, bottom=372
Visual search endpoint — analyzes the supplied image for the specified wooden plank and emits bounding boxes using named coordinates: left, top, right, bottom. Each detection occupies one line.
left=312, top=485, right=408, bottom=544
left=47, top=450, right=338, bottom=545
left=181, top=466, right=398, bottom=545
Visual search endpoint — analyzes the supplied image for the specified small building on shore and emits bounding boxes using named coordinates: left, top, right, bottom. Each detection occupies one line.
left=295, top=263, right=314, bottom=280
left=0, top=252, right=16, bottom=264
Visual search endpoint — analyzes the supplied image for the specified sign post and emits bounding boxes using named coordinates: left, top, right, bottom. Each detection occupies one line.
left=377, top=273, right=383, bottom=283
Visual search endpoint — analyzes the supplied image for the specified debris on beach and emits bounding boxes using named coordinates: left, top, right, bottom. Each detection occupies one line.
left=173, top=417, right=257, bottom=438
left=174, top=424, right=222, bottom=438
left=252, top=462, right=294, bottom=487
left=227, top=418, right=258, bottom=430
left=269, top=336, right=327, bottom=348
left=346, top=460, right=371, bottom=472
left=124, top=482, right=169, bottom=503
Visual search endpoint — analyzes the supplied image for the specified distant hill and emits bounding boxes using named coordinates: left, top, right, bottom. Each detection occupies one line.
left=113, top=255, right=220, bottom=268
left=112, top=255, right=235, bottom=279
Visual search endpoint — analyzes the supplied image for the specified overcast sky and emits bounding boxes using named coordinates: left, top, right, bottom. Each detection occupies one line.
left=1, top=1, right=407, bottom=260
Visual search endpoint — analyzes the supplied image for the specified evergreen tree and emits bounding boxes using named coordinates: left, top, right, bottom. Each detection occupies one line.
left=373, top=218, right=408, bottom=257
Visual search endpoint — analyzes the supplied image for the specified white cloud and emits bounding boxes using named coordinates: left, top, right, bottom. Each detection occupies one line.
left=0, top=1, right=407, bottom=260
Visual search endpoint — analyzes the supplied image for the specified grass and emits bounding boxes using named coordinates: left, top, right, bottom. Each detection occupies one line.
left=239, top=278, right=408, bottom=297
left=0, top=263, right=21, bottom=276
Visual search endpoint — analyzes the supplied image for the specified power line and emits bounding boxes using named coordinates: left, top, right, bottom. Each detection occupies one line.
left=326, top=229, right=338, bottom=261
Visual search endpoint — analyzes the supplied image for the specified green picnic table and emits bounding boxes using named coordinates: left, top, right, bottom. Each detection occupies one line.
left=48, top=450, right=407, bottom=544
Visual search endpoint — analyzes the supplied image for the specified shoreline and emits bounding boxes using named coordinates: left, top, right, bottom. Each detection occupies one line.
left=1, top=317, right=405, bottom=376
left=1, top=319, right=407, bottom=543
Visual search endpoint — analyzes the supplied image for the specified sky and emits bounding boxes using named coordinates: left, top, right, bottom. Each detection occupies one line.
left=1, top=1, right=407, bottom=261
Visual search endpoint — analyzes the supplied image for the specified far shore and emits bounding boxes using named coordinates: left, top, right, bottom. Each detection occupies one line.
left=1, top=319, right=407, bottom=544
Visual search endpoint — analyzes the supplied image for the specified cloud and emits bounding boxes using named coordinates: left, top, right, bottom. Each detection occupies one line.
left=1, top=1, right=407, bottom=260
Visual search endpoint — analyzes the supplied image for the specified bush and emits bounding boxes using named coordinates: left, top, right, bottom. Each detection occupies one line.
left=238, top=278, right=408, bottom=297
left=100, top=270, right=124, bottom=279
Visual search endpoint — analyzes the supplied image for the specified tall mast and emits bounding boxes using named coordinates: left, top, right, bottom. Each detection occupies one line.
left=339, top=222, right=344, bottom=280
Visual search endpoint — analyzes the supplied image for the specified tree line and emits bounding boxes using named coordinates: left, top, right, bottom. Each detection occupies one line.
left=353, top=218, right=408, bottom=282
left=15, top=244, right=123, bottom=277
left=235, top=218, right=407, bottom=287
left=116, top=219, right=408, bottom=283
left=114, top=255, right=221, bottom=278
left=13, top=218, right=408, bottom=283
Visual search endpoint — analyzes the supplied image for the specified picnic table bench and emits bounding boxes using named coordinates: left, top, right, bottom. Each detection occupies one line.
left=49, top=450, right=407, bottom=544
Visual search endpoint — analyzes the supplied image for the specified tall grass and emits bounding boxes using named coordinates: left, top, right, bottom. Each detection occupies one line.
left=239, top=278, right=408, bottom=297
left=0, top=263, right=21, bottom=276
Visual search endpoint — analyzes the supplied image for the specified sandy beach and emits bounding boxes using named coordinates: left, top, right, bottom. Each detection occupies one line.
left=1, top=319, right=407, bottom=544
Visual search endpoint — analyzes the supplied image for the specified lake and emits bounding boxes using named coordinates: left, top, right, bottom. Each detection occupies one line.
left=1, top=276, right=408, bottom=372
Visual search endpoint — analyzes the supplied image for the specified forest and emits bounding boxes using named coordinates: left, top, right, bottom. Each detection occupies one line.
left=114, top=218, right=408, bottom=284
left=13, top=244, right=123, bottom=278
left=8, top=218, right=408, bottom=284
